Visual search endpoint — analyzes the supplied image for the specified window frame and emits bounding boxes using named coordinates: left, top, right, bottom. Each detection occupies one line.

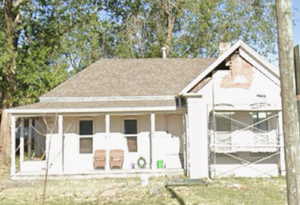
left=78, top=119, right=94, bottom=154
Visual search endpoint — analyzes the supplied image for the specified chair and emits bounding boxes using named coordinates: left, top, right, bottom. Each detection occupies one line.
left=110, top=149, right=124, bottom=169
left=93, top=150, right=106, bottom=169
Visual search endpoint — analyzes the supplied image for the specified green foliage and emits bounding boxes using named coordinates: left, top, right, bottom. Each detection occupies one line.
left=60, top=0, right=277, bottom=68
left=0, top=0, right=277, bottom=107
left=0, top=0, right=103, bottom=106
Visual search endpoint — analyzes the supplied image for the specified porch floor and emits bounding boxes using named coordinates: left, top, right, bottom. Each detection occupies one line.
left=12, top=168, right=184, bottom=180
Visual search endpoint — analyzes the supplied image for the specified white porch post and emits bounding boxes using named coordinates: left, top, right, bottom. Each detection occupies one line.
left=28, top=118, right=32, bottom=158
left=182, top=113, right=188, bottom=172
left=20, top=118, right=25, bottom=165
left=278, top=111, right=286, bottom=175
left=186, top=94, right=209, bottom=179
left=150, top=113, right=155, bottom=169
left=58, top=115, right=64, bottom=173
left=105, top=114, right=111, bottom=171
left=10, top=115, right=16, bottom=176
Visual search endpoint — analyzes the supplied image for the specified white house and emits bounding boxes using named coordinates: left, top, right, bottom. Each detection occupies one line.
left=8, top=40, right=284, bottom=179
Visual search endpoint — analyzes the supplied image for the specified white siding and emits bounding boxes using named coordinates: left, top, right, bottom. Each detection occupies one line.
left=31, top=114, right=185, bottom=174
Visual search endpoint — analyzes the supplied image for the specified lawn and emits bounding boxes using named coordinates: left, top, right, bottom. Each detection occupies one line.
left=0, top=176, right=286, bottom=205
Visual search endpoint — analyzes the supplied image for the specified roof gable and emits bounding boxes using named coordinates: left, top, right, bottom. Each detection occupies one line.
left=180, top=40, right=280, bottom=94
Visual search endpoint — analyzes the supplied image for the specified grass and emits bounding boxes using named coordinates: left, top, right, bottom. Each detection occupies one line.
left=0, top=176, right=286, bottom=205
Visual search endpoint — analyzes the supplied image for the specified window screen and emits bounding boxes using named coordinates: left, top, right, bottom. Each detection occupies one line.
left=124, top=120, right=137, bottom=134
left=80, top=138, right=93, bottom=153
left=79, top=120, right=93, bottom=135
left=127, top=136, right=137, bottom=152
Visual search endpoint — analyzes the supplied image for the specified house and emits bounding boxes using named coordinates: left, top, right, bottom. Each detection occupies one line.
left=8, top=40, right=284, bottom=179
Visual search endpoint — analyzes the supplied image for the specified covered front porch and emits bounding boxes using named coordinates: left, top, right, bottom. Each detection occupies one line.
left=9, top=111, right=186, bottom=179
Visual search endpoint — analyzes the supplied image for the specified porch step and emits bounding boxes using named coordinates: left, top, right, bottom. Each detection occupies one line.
left=12, top=169, right=184, bottom=180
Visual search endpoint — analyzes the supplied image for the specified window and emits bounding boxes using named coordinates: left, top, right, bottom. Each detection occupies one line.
left=124, top=120, right=137, bottom=134
left=215, top=114, right=231, bottom=132
left=124, top=120, right=138, bottom=152
left=80, top=138, right=93, bottom=153
left=251, top=112, right=269, bottom=132
left=127, top=137, right=138, bottom=152
left=79, top=120, right=93, bottom=153
left=79, top=120, right=93, bottom=135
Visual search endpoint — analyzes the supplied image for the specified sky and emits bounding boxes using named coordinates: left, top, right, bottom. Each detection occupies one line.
left=293, top=0, right=300, bottom=45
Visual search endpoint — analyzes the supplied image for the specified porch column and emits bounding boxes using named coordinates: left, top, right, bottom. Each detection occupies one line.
left=10, top=115, right=17, bottom=176
left=186, top=94, right=209, bottom=179
left=105, top=114, right=111, bottom=171
left=150, top=113, right=155, bottom=169
left=28, top=118, right=33, bottom=158
left=278, top=111, right=286, bottom=175
left=182, top=113, right=188, bottom=172
left=20, top=118, right=25, bottom=164
left=58, top=115, right=64, bottom=173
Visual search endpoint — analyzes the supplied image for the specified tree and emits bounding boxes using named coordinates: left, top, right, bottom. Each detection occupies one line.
left=0, top=0, right=103, bottom=169
left=276, top=0, right=300, bottom=204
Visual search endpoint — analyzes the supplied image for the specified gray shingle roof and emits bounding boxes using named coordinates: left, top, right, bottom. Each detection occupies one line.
left=11, top=58, right=215, bottom=112
left=43, top=58, right=215, bottom=98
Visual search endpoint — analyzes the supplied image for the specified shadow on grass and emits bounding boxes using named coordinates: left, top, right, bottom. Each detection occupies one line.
left=165, top=186, right=186, bottom=205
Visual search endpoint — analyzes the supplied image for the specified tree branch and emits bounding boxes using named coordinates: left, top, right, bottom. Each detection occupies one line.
left=13, top=0, right=27, bottom=9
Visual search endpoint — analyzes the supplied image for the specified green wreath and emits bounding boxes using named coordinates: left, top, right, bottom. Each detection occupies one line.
left=137, top=157, right=147, bottom=169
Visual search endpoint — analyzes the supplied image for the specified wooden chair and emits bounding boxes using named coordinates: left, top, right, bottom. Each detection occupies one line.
left=110, top=149, right=124, bottom=169
left=93, top=150, right=106, bottom=169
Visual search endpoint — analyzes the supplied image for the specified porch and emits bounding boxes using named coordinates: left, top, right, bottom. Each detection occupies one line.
left=10, top=112, right=186, bottom=178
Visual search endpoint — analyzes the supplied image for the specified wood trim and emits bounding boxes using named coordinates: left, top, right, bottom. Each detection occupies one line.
left=40, top=96, right=176, bottom=103
left=8, top=106, right=181, bottom=114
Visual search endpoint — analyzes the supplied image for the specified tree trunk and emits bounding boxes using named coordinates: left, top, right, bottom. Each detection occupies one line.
left=161, top=0, right=177, bottom=55
left=0, top=111, right=11, bottom=167
left=0, top=0, right=18, bottom=174
left=166, top=14, right=175, bottom=50
left=276, top=0, right=300, bottom=204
